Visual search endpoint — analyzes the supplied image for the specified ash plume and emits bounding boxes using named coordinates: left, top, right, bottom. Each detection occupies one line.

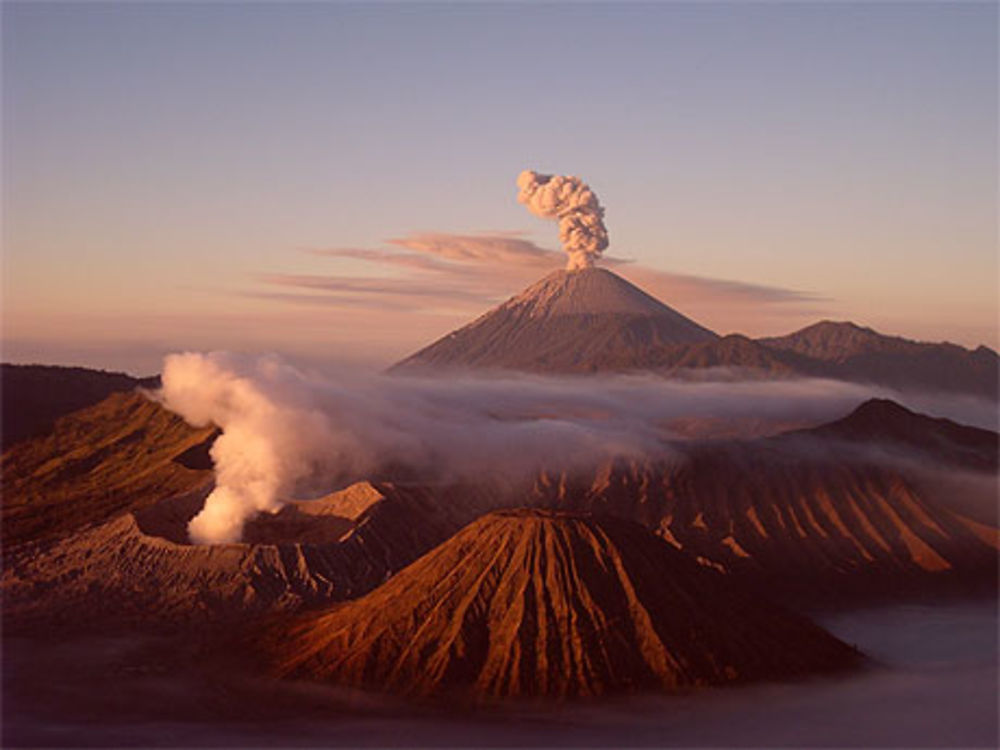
left=517, top=170, right=609, bottom=271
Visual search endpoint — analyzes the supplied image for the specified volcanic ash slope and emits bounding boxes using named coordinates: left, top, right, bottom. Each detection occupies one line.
left=267, top=510, right=862, bottom=700
left=391, top=267, right=717, bottom=373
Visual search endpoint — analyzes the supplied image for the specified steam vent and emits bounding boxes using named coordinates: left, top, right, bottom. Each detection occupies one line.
left=266, top=510, right=862, bottom=700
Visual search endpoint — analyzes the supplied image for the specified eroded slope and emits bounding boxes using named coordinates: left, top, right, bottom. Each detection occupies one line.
left=269, top=510, right=861, bottom=700
left=2, top=390, right=216, bottom=550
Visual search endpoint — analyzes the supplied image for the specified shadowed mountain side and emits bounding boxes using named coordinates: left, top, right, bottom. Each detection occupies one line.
left=646, top=334, right=819, bottom=377
left=1, top=482, right=475, bottom=633
left=515, top=398, right=1000, bottom=598
left=266, top=510, right=862, bottom=700
left=0, top=363, right=160, bottom=448
left=758, top=321, right=999, bottom=399
left=391, top=268, right=717, bottom=373
left=794, top=398, right=999, bottom=473
left=528, top=444, right=997, bottom=601
left=1, top=390, right=216, bottom=551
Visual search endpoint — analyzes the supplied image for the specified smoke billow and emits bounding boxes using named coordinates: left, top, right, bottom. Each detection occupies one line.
left=158, top=352, right=993, bottom=546
left=160, top=352, right=663, bottom=544
left=517, top=170, right=609, bottom=271
left=160, top=353, right=345, bottom=544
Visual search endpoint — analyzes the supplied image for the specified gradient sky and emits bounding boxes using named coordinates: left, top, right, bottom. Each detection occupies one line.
left=3, top=2, right=997, bottom=375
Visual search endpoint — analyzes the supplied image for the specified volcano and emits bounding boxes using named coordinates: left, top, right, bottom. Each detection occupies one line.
left=268, top=509, right=861, bottom=700
left=391, top=267, right=717, bottom=373
left=390, top=269, right=998, bottom=398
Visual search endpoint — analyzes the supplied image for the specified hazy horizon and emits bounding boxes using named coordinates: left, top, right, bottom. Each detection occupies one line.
left=3, top=2, right=997, bottom=375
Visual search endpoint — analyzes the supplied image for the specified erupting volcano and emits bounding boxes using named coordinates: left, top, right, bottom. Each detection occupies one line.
left=392, top=267, right=718, bottom=373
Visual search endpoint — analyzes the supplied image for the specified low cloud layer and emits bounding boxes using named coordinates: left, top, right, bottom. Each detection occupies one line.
left=157, top=351, right=989, bottom=545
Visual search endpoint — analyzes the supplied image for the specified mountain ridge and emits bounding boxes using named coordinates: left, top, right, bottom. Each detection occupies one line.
left=528, top=407, right=999, bottom=596
left=757, top=321, right=998, bottom=398
left=1, top=363, right=159, bottom=448
left=790, top=398, right=998, bottom=472
left=1, top=390, right=215, bottom=551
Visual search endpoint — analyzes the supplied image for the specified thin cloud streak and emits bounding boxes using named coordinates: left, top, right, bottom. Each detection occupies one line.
left=256, top=231, right=829, bottom=322
left=617, top=264, right=829, bottom=305
left=241, top=290, right=419, bottom=312
left=305, top=248, right=462, bottom=275
left=387, top=231, right=561, bottom=267
left=256, top=273, right=491, bottom=304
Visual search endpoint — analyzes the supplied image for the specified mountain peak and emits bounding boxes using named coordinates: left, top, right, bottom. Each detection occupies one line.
left=848, top=397, right=916, bottom=418
left=504, top=267, right=680, bottom=318
left=266, top=509, right=860, bottom=699
left=758, top=320, right=903, bottom=361
left=757, top=323, right=998, bottom=398
left=391, top=268, right=717, bottom=373
left=801, top=398, right=998, bottom=472
left=806, top=320, right=875, bottom=333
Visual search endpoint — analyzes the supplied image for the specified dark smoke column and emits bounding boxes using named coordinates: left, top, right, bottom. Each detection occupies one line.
left=516, top=170, right=609, bottom=271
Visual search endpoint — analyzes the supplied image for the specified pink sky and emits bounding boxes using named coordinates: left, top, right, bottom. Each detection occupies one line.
left=3, top=4, right=996, bottom=374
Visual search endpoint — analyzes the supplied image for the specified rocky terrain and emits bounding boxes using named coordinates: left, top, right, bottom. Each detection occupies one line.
left=529, top=400, right=998, bottom=598
left=1, top=389, right=215, bottom=551
left=1, top=480, right=478, bottom=633
left=267, top=509, right=862, bottom=700
left=3, top=384, right=996, bottom=633
left=1, top=355, right=995, bottom=733
left=0, top=363, right=158, bottom=448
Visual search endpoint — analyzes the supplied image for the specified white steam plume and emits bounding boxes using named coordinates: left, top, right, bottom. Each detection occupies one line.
left=516, top=170, right=609, bottom=271
left=160, top=352, right=656, bottom=544
left=160, top=353, right=344, bottom=544
left=158, top=352, right=990, bottom=545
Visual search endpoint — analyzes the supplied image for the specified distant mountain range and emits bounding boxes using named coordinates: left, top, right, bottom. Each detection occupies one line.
left=759, top=321, right=999, bottom=397
left=392, top=267, right=998, bottom=399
